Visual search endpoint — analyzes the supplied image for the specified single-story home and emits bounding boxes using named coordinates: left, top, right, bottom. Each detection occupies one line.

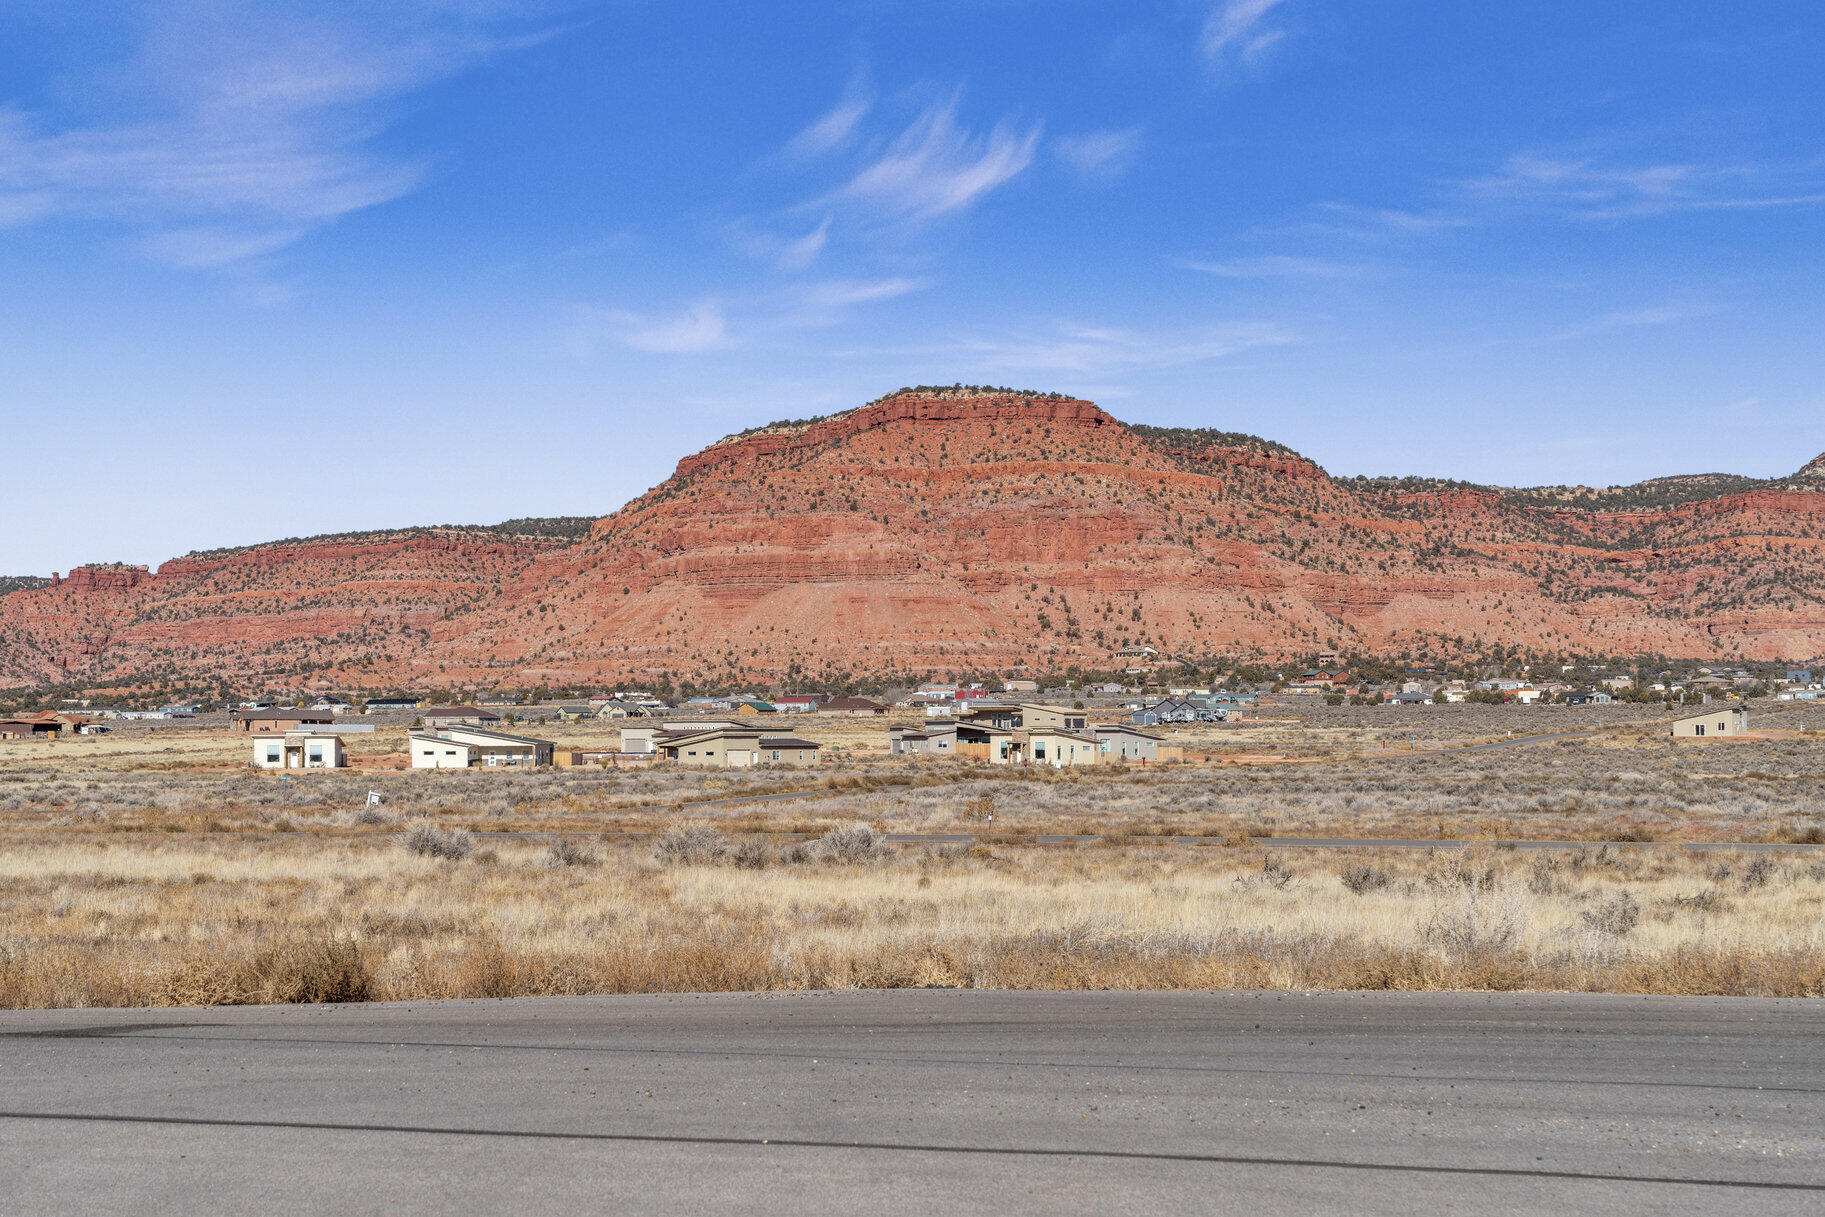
left=1671, top=710, right=1749, bottom=740
left=0, top=715, right=79, bottom=739
left=1091, top=723, right=1174, bottom=763
left=889, top=722, right=960, bottom=755
left=231, top=709, right=336, bottom=734
left=619, top=721, right=748, bottom=754
left=409, top=726, right=554, bottom=768
left=734, top=699, right=778, bottom=715
left=1564, top=691, right=1613, bottom=706
left=1026, top=728, right=1101, bottom=767
left=655, top=725, right=821, bottom=768
left=364, top=697, right=421, bottom=712
left=252, top=731, right=347, bottom=770
left=772, top=695, right=824, bottom=713
left=1132, top=698, right=1229, bottom=725
left=419, top=706, right=501, bottom=727
left=820, top=697, right=888, bottom=716
left=894, top=720, right=1047, bottom=764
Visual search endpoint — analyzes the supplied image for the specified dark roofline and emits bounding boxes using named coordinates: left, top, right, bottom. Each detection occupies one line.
left=413, top=727, right=553, bottom=747
left=1092, top=723, right=1163, bottom=739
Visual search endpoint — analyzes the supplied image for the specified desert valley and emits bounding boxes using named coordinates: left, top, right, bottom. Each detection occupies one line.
left=9, top=6, right=1825, bottom=1209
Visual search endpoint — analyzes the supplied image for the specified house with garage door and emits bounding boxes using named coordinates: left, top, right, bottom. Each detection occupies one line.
left=654, top=724, right=821, bottom=768
left=410, top=726, right=554, bottom=768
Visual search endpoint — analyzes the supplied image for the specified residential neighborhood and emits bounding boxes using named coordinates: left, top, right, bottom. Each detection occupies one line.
left=8, top=652, right=1815, bottom=782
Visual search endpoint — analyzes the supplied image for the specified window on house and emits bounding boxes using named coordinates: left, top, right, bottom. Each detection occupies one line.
left=266, top=747, right=281, bottom=763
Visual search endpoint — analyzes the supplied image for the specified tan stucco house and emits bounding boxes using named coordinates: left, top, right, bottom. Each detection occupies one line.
left=1671, top=709, right=1749, bottom=739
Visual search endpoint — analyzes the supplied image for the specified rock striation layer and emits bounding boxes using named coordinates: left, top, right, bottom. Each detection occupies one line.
left=5, top=388, right=1824, bottom=690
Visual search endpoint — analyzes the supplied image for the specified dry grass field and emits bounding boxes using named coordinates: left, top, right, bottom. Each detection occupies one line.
left=2, top=702, right=1821, bottom=1008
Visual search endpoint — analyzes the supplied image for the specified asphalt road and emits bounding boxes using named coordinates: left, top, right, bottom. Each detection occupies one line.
left=4, top=991, right=1822, bottom=1215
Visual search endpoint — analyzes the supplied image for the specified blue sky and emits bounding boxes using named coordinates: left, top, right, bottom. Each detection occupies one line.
left=4, top=1, right=1823, bottom=573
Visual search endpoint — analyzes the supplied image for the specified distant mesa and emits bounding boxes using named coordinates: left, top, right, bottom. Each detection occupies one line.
left=5, top=383, right=1825, bottom=690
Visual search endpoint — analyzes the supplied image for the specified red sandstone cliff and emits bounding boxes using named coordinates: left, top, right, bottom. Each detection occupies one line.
left=4, top=388, right=1824, bottom=690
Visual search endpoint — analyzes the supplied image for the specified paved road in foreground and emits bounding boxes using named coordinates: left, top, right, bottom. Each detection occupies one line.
left=4, top=991, right=1821, bottom=1215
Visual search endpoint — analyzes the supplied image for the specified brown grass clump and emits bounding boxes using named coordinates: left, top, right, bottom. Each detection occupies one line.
left=1339, top=861, right=1393, bottom=894
left=154, top=935, right=375, bottom=1006
left=401, top=821, right=474, bottom=861
left=543, top=838, right=599, bottom=868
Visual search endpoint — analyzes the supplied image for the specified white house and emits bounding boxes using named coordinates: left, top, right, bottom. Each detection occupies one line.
left=410, top=726, right=554, bottom=769
left=252, top=731, right=347, bottom=770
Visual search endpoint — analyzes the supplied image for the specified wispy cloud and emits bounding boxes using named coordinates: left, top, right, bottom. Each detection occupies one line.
left=728, top=215, right=832, bottom=270
left=1054, top=127, right=1143, bottom=179
left=955, top=319, right=1293, bottom=374
left=784, top=91, right=871, bottom=159
left=0, top=1, right=560, bottom=269
left=574, top=277, right=925, bottom=357
left=1201, top=0, right=1293, bottom=71
left=1551, top=301, right=1721, bottom=341
left=833, top=98, right=1040, bottom=223
left=1456, top=152, right=1825, bottom=220
left=586, top=300, right=730, bottom=354
left=799, top=278, right=926, bottom=310
left=1186, top=253, right=1368, bottom=278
